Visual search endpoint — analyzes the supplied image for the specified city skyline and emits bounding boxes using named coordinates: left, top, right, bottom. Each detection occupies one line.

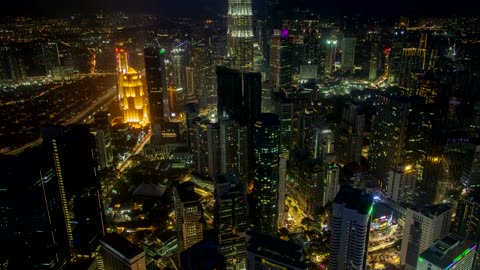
left=3, top=0, right=480, bottom=18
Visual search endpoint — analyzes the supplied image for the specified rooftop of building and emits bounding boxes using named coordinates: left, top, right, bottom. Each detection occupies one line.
left=419, top=233, right=476, bottom=268
left=411, top=203, right=452, bottom=218
left=246, top=230, right=308, bottom=269
left=174, top=181, right=199, bottom=203
left=100, top=233, right=144, bottom=260
left=334, top=185, right=373, bottom=215
left=180, top=239, right=226, bottom=269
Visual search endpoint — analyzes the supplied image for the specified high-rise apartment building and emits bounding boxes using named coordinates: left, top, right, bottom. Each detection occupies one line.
left=400, top=204, right=453, bottom=269
left=386, top=165, right=416, bottom=202
left=227, top=0, right=254, bottom=71
left=328, top=185, right=373, bottom=270
left=99, top=233, right=146, bottom=270
left=214, top=174, right=249, bottom=269
left=253, top=113, right=280, bottom=236
left=144, top=47, right=167, bottom=144
left=272, top=91, right=294, bottom=155
left=174, top=182, right=204, bottom=252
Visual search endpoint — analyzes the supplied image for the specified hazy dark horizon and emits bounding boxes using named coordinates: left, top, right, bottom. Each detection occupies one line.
left=2, top=0, right=480, bottom=19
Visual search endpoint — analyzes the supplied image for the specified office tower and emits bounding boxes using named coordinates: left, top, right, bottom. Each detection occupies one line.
left=0, top=149, right=71, bottom=269
left=369, top=43, right=379, bottom=81
left=226, top=0, right=254, bottom=71
left=400, top=204, right=453, bottom=270
left=167, top=85, right=178, bottom=117
left=246, top=230, right=308, bottom=270
left=386, top=165, right=416, bottom=202
left=253, top=113, right=280, bottom=236
left=288, top=150, right=324, bottom=216
left=269, top=29, right=292, bottom=89
left=40, top=125, right=105, bottom=258
left=172, top=46, right=186, bottom=91
left=219, top=120, right=248, bottom=180
left=191, top=45, right=217, bottom=110
left=174, top=182, right=204, bottom=252
left=312, top=124, right=335, bottom=161
left=93, top=111, right=113, bottom=170
left=398, top=47, right=437, bottom=95
left=460, top=142, right=480, bottom=188
left=216, top=66, right=262, bottom=126
left=99, top=233, right=146, bottom=270
left=328, top=185, right=373, bottom=270
left=272, top=92, right=294, bottom=154
left=324, top=39, right=337, bottom=76
left=278, top=154, right=288, bottom=227
left=118, top=67, right=149, bottom=127
left=261, top=80, right=274, bottom=113
left=369, top=94, right=423, bottom=181
left=336, top=102, right=365, bottom=165
left=297, top=108, right=325, bottom=151
left=208, top=124, right=222, bottom=178
left=417, top=234, right=476, bottom=270
left=341, top=37, right=356, bottom=72
left=180, top=240, right=227, bottom=270
left=214, top=175, right=248, bottom=269
left=323, top=163, right=340, bottom=206
left=303, top=17, right=321, bottom=65
left=416, top=72, right=439, bottom=104
left=144, top=47, right=167, bottom=145
left=190, top=118, right=210, bottom=177
left=455, top=190, right=480, bottom=269
left=42, top=42, right=61, bottom=77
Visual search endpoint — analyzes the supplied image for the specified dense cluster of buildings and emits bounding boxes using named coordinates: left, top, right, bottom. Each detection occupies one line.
left=3, top=0, right=480, bottom=269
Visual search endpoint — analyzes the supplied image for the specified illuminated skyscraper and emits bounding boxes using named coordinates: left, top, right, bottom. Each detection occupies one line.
left=144, top=47, right=167, bottom=145
left=116, top=47, right=149, bottom=127
left=118, top=67, right=149, bottom=127
left=253, top=113, right=280, bottom=236
left=227, top=0, right=254, bottom=71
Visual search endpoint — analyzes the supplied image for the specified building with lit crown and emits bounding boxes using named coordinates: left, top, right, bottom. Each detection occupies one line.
left=227, top=0, right=254, bottom=71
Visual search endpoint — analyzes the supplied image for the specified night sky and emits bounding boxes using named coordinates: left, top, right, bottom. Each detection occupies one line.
left=2, top=0, right=480, bottom=18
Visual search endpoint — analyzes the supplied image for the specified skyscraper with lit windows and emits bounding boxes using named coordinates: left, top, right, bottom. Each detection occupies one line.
left=253, top=113, right=280, bottom=236
left=227, top=0, right=254, bottom=71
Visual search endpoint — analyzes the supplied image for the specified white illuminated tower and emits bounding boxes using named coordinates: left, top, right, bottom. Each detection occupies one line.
left=227, top=0, right=254, bottom=71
